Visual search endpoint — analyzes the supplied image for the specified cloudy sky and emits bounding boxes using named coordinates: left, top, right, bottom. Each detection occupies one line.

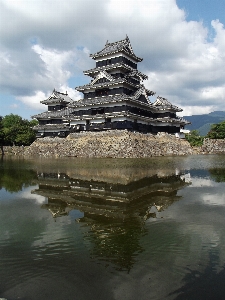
left=0, top=0, right=225, bottom=119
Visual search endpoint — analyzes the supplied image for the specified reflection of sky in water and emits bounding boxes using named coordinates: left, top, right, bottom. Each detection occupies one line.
left=0, top=156, right=225, bottom=300
left=0, top=185, right=46, bottom=203
left=19, top=186, right=47, bottom=204
left=0, top=188, right=12, bottom=200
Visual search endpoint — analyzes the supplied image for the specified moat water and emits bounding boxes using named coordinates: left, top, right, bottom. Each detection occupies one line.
left=0, top=155, right=225, bottom=300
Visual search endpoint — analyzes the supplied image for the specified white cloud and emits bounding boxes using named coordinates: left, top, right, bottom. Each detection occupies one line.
left=0, top=0, right=225, bottom=116
left=32, top=45, right=73, bottom=86
left=177, top=106, right=216, bottom=116
left=19, top=187, right=46, bottom=204
left=145, top=18, right=225, bottom=115
left=17, top=91, right=49, bottom=111
left=9, top=103, right=19, bottom=109
left=183, top=177, right=225, bottom=207
left=202, top=193, right=225, bottom=206
left=188, top=177, right=217, bottom=188
left=1, top=44, right=86, bottom=110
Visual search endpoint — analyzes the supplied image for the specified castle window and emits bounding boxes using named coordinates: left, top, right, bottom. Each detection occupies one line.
left=96, top=89, right=109, bottom=97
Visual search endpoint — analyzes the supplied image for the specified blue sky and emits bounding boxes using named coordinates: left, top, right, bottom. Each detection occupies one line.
left=177, top=0, right=225, bottom=24
left=0, top=0, right=225, bottom=119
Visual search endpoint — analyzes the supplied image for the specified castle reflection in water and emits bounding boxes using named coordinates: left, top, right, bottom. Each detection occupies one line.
left=32, top=168, right=190, bottom=271
left=32, top=169, right=189, bottom=219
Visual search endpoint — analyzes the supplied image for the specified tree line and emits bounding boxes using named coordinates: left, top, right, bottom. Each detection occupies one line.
left=0, top=114, right=38, bottom=149
left=185, top=120, right=225, bottom=146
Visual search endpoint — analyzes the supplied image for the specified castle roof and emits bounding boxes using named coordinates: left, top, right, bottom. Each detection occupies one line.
left=76, top=77, right=139, bottom=92
left=84, top=63, right=147, bottom=80
left=153, top=96, right=183, bottom=112
left=68, top=87, right=155, bottom=109
left=33, top=124, right=70, bottom=130
left=90, top=36, right=143, bottom=62
left=32, top=107, right=74, bottom=119
left=76, top=67, right=153, bottom=92
left=65, top=105, right=188, bottom=126
left=41, top=89, right=74, bottom=105
left=124, top=69, right=148, bottom=81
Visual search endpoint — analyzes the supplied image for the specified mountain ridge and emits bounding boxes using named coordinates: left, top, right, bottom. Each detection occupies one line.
left=183, top=111, right=225, bottom=136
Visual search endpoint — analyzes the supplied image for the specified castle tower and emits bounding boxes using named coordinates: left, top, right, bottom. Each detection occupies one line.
left=67, top=36, right=187, bottom=133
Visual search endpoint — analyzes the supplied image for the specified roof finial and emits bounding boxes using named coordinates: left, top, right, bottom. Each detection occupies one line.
left=105, top=40, right=109, bottom=46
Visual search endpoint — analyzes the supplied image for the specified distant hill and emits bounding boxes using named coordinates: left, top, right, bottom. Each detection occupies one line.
left=183, top=111, right=225, bottom=136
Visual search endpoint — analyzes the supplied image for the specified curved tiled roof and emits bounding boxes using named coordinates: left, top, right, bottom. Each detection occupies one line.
left=66, top=110, right=155, bottom=123
left=41, top=89, right=74, bottom=105
left=33, top=124, right=70, bottom=130
left=84, top=63, right=148, bottom=80
left=90, top=36, right=142, bottom=62
left=67, top=92, right=156, bottom=110
left=155, top=117, right=190, bottom=125
left=65, top=109, right=188, bottom=126
left=76, top=77, right=139, bottom=91
left=32, top=107, right=74, bottom=119
left=124, top=69, right=148, bottom=81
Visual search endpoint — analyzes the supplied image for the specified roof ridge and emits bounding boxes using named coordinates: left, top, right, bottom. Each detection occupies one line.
left=40, top=89, right=74, bottom=105
left=104, top=36, right=129, bottom=46
left=90, top=36, right=142, bottom=61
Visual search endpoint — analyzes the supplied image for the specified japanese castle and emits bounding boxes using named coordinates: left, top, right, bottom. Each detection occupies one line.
left=32, top=36, right=189, bottom=137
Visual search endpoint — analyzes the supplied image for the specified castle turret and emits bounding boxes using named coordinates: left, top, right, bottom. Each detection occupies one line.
left=32, top=90, right=73, bottom=137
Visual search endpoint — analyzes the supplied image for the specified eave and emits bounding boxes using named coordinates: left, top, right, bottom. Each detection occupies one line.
left=33, top=124, right=70, bottom=131
left=154, top=106, right=183, bottom=113
left=84, top=63, right=148, bottom=81
left=31, top=108, right=73, bottom=119
left=76, top=78, right=139, bottom=92
left=66, top=95, right=159, bottom=114
left=90, top=50, right=142, bottom=62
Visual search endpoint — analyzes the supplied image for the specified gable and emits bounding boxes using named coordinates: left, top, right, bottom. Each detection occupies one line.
left=91, top=71, right=114, bottom=85
left=132, top=85, right=152, bottom=106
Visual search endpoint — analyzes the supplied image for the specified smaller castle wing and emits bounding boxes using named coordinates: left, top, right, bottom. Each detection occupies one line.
left=41, top=89, right=74, bottom=105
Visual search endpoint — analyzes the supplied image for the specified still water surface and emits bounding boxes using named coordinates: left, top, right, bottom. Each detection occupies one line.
left=0, top=155, right=225, bottom=300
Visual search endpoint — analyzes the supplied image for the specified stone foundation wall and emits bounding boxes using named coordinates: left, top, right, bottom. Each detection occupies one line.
left=2, top=145, right=28, bottom=156
left=201, top=138, right=225, bottom=154
left=22, top=130, right=193, bottom=158
left=2, top=131, right=224, bottom=158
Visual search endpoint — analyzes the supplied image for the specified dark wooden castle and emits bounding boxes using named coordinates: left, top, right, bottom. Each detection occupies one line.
left=33, top=36, right=189, bottom=137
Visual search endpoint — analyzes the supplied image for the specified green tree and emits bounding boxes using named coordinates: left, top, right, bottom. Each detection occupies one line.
left=209, top=168, right=225, bottom=182
left=1, top=114, right=37, bottom=146
left=0, top=167, right=37, bottom=192
left=0, top=116, right=4, bottom=154
left=206, top=120, right=225, bottom=139
left=185, top=130, right=204, bottom=147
